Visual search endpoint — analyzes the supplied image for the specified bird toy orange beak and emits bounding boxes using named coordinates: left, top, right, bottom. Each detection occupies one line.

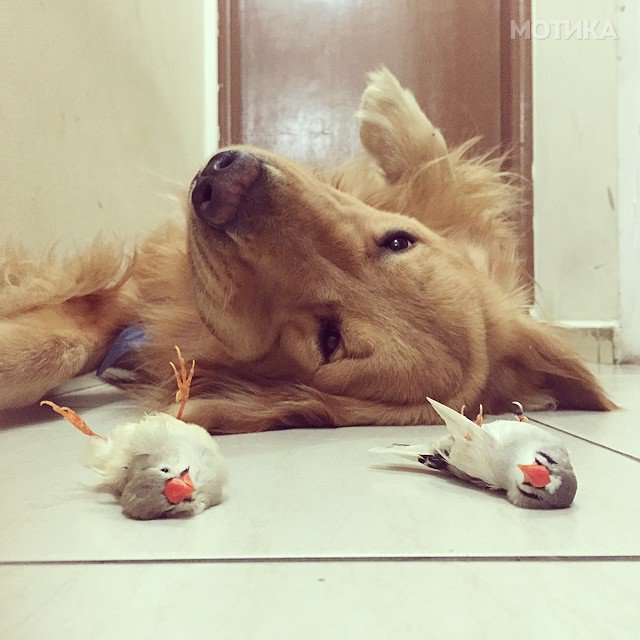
left=163, top=470, right=196, bottom=504
left=518, top=463, right=551, bottom=488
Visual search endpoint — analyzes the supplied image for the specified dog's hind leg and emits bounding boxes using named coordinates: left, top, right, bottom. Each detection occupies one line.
left=0, top=244, right=137, bottom=410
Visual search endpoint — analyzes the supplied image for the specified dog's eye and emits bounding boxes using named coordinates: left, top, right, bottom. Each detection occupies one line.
left=380, top=232, right=416, bottom=252
left=318, top=319, right=341, bottom=362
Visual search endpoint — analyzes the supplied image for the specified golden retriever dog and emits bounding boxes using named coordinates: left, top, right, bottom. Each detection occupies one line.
left=0, top=69, right=614, bottom=432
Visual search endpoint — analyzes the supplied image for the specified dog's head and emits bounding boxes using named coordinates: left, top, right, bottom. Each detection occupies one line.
left=181, top=145, right=614, bottom=432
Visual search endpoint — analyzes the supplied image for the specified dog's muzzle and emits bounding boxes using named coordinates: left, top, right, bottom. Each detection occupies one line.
left=190, top=150, right=262, bottom=227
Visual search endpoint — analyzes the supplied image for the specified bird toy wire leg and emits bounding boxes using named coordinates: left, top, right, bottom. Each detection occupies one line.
left=169, top=345, right=195, bottom=421
left=475, top=404, right=484, bottom=426
left=40, top=400, right=106, bottom=440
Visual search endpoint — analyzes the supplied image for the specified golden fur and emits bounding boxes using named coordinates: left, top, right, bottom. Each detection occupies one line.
left=0, top=69, right=614, bottom=432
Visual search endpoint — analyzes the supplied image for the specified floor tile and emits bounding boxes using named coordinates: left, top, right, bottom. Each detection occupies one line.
left=1, top=397, right=638, bottom=561
left=533, top=365, right=640, bottom=459
left=1, top=561, right=638, bottom=640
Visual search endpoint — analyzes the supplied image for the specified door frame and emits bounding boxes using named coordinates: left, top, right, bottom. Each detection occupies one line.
left=500, top=0, right=533, bottom=282
left=218, top=0, right=242, bottom=146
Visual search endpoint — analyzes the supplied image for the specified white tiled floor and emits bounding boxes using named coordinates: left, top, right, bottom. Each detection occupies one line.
left=1, top=366, right=639, bottom=639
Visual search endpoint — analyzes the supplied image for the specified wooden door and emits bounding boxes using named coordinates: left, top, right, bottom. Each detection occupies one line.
left=218, top=0, right=532, bottom=275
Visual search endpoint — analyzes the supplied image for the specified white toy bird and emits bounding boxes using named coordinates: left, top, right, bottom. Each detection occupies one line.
left=372, top=398, right=577, bottom=509
left=42, top=347, right=227, bottom=520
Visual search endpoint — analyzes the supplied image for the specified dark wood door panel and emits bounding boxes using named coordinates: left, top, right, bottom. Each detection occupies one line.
left=222, top=0, right=505, bottom=163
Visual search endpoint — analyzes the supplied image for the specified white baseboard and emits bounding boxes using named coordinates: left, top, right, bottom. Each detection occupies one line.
left=548, top=321, right=620, bottom=365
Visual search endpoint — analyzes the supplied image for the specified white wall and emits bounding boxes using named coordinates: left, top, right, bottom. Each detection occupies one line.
left=0, top=0, right=218, bottom=252
left=532, top=0, right=619, bottom=323
left=532, top=0, right=640, bottom=361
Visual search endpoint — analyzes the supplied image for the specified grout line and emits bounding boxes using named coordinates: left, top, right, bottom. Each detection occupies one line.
left=530, top=418, right=640, bottom=463
left=1, top=556, right=639, bottom=567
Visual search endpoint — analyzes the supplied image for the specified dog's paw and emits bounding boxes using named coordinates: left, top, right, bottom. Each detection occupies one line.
left=357, top=67, right=450, bottom=184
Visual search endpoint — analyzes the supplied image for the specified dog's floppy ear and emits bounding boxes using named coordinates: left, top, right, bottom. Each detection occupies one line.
left=357, top=67, right=452, bottom=185
left=483, top=319, right=617, bottom=413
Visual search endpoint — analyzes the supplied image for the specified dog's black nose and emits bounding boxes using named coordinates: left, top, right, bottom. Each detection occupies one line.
left=191, top=150, right=262, bottom=226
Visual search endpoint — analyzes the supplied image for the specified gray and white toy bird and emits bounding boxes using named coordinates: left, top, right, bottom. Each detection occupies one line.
left=81, top=412, right=227, bottom=520
left=41, top=347, right=227, bottom=520
left=372, top=398, right=577, bottom=509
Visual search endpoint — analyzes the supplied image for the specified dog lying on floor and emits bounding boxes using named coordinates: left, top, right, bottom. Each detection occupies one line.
left=0, top=69, right=614, bottom=432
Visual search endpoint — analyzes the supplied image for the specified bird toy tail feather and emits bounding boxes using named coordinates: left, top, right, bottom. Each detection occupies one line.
left=81, top=435, right=116, bottom=475
left=369, top=444, right=430, bottom=462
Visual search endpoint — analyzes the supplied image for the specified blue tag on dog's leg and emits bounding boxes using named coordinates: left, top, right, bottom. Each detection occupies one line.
left=97, top=324, right=148, bottom=376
